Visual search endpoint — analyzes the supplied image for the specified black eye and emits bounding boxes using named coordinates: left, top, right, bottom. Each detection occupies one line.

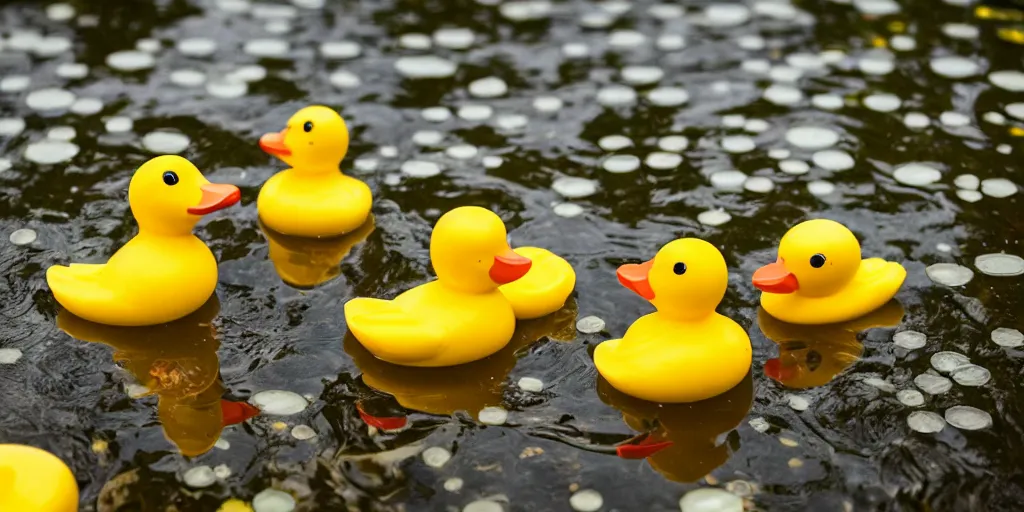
left=673, top=262, right=687, bottom=275
left=303, top=121, right=313, bottom=132
left=810, top=254, right=826, bottom=268
left=162, top=171, right=179, bottom=186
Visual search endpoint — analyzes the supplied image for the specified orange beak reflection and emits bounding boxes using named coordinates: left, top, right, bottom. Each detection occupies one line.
left=763, top=358, right=799, bottom=383
left=187, top=183, right=241, bottom=215
left=617, top=260, right=655, bottom=300
left=490, top=248, right=532, bottom=285
left=259, top=128, right=291, bottom=157
left=752, top=258, right=799, bottom=294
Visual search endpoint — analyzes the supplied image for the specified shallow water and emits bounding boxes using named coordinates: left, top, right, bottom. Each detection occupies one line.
left=1, top=0, right=1023, bottom=510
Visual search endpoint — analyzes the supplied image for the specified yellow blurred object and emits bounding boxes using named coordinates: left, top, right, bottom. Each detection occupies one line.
left=758, top=300, right=904, bottom=389
left=261, top=215, right=375, bottom=289
left=0, top=444, right=79, bottom=512
left=887, top=20, right=906, bottom=33
left=997, top=26, right=1024, bottom=44
left=218, top=499, right=254, bottom=512
left=975, top=5, right=1024, bottom=21
left=597, top=372, right=753, bottom=483
left=1011, top=126, right=1024, bottom=137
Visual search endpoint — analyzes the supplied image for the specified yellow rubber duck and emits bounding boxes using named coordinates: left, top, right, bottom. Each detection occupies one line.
left=257, top=105, right=372, bottom=238
left=345, top=206, right=574, bottom=367
left=594, top=238, right=752, bottom=403
left=759, top=300, right=904, bottom=389
left=0, top=444, right=78, bottom=512
left=752, top=219, right=906, bottom=325
left=57, top=298, right=257, bottom=457
left=46, top=156, right=240, bottom=327
left=597, top=372, right=753, bottom=483
left=260, top=215, right=375, bottom=289
left=498, top=246, right=576, bottom=319
left=345, top=299, right=577, bottom=418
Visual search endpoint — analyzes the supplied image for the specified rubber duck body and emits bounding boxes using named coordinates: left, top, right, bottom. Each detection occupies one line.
left=258, top=105, right=371, bottom=238
left=345, top=207, right=534, bottom=367
left=594, top=238, right=752, bottom=403
left=47, top=156, right=240, bottom=327
left=753, top=219, right=906, bottom=325
left=0, top=444, right=78, bottom=512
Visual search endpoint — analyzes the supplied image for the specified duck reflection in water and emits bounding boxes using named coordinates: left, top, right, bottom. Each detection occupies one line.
left=345, top=299, right=577, bottom=425
left=758, top=300, right=904, bottom=389
left=56, top=297, right=259, bottom=457
left=592, top=372, right=753, bottom=483
left=260, top=216, right=375, bottom=289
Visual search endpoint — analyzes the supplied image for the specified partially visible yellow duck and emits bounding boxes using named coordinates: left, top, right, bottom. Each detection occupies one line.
left=344, top=207, right=533, bottom=367
left=260, top=215, right=375, bottom=288
left=345, top=299, right=576, bottom=417
left=759, top=300, right=904, bottom=389
left=47, top=156, right=240, bottom=327
left=752, top=219, right=906, bottom=325
left=0, top=444, right=78, bottom=512
left=258, top=105, right=371, bottom=237
left=57, top=297, right=257, bottom=457
left=594, top=238, right=752, bottom=403
left=499, top=246, right=575, bottom=319
left=597, top=372, right=753, bottom=483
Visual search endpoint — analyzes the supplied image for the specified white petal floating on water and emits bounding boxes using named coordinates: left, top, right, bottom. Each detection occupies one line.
left=533, top=96, right=563, bottom=113
left=647, top=87, right=689, bottom=107
left=206, top=79, right=247, bottom=99
left=569, top=490, right=603, bottom=512
left=0, top=76, right=31, bottom=92
left=863, top=93, right=901, bottom=112
left=106, top=50, right=156, bottom=71
left=413, top=130, right=444, bottom=146
left=944, top=406, right=992, bottom=430
left=183, top=466, right=217, bottom=488
left=0, top=348, right=24, bottom=364
left=400, top=33, right=432, bottom=50
left=744, top=176, right=774, bottom=193
left=401, top=160, right=443, bottom=178
left=721, top=116, right=744, bottom=129
left=135, top=38, right=161, bottom=52
left=24, top=140, right=79, bottom=164
left=422, top=446, right=452, bottom=468
left=645, top=152, right=682, bottom=170
left=697, top=209, right=732, bottom=227
left=893, top=330, right=927, bottom=350
left=854, top=0, right=901, bottom=15
left=70, top=98, right=103, bottom=116
left=482, top=156, right=503, bottom=169
left=56, top=63, right=88, bottom=79
left=812, top=150, right=854, bottom=171
left=721, top=135, right=756, bottom=154
left=48, top=127, right=76, bottom=141
left=997, top=144, right=1012, bottom=155
left=33, top=36, right=73, bottom=57
left=744, top=119, right=770, bottom=133
left=915, top=373, right=953, bottom=395
left=703, top=4, right=752, bottom=27
left=553, top=203, right=584, bottom=218
left=290, top=424, right=316, bottom=440
left=621, top=66, right=664, bottom=86
left=478, top=406, right=508, bottom=425
left=434, top=28, right=475, bottom=49
left=897, top=389, right=925, bottom=407
left=142, top=131, right=190, bottom=154
left=983, top=111, right=1006, bottom=125
left=992, top=328, right=1024, bottom=347
left=656, top=34, right=685, bottom=51
left=763, top=84, right=803, bottom=106
left=1006, top=103, right=1024, bottom=121
left=444, top=477, right=464, bottom=492
left=9, top=229, right=37, bottom=247
left=779, top=160, right=809, bottom=175
left=931, top=351, right=970, bottom=373
left=47, top=3, right=76, bottom=20
left=942, top=23, right=979, bottom=39
left=742, top=58, right=770, bottom=73
left=245, top=39, right=290, bottom=57
left=709, top=170, right=747, bottom=191
left=862, top=377, right=896, bottom=393
left=903, top=112, right=930, bottom=129
left=446, top=144, right=478, bottom=160
left=252, top=489, right=296, bottom=512
left=26, top=88, right=76, bottom=111
left=770, top=66, right=803, bottom=83
left=858, top=50, right=896, bottom=76
left=328, top=70, right=360, bottom=89
left=787, top=394, right=810, bottom=411
left=926, top=263, right=974, bottom=286
left=170, top=69, right=207, bottom=87
left=609, top=30, right=647, bottom=48
left=495, top=114, right=528, bottom=132
left=954, top=174, right=979, bottom=190
left=597, top=85, right=637, bottom=107
left=658, top=135, right=689, bottom=152
left=469, top=77, right=508, bottom=98
left=907, top=411, right=945, bottom=433
left=518, top=377, right=544, bottom=392
left=980, top=178, right=1018, bottom=198
left=458, top=105, right=493, bottom=121
left=422, top=107, right=452, bottom=122
left=177, top=38, right=217, bottom=57
left=0, top=118, right=26, bottom=137
left=576, top=314, right=606, bottom=330
left=395, top=56, right=457, bottom=79
left=989, top=70, right=1024, bottom=92
left=748, top=417, right=770, bottom=432
left=807, top=180, right=836, bottom=196
left=320, top=41, right=361, bottom=59
left=213, top=464, right=231, bottom=479
left=250, top=390, right=307, bottom=415
left=463, top=500, right=503, bottom=512
left=679, top=488, right=744, bottom=512
left=930, top=56, right=980, bottom=78
left=598, top=135, right=632, bottom=151
left=939, top=112, right=971, bottom=127
left=562, top=42, right=590, bottom=58
left=603, top=155, right=640, bottom=173
left=974, top=253, right=1024, bottom=276
left=957, top=190, right=982, bottom=203
left=892, top=163, right=941, bottom=187
left=785, top=126, right=839, bottom=150
left=951, top=365, right=991, bottom=387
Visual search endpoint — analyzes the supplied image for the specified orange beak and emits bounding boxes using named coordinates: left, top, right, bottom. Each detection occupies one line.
left=490, top=248, right=532, bottom=285
left=617, top=260, right=655, bottom=300
left=259, top=128, right=291, bottom=157
left=187, top=183, right=241, bottom=215
left=752, top=258, right=799, bottom=294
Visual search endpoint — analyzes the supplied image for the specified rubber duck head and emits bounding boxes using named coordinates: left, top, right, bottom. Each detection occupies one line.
left=752, top=219, right=861, bottom=298
left=129, top=155, right=240, bottom=236
left=430, top=206, right=532, bottom=294
left=259, top=105, right=349, bottom=172
left=617, top=238, right=727, bottom=320
left=0, top=444, right=79, bottom=512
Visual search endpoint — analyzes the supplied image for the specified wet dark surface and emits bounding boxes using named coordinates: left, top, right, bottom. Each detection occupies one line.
left=1, top=0, right=1023, bottom=510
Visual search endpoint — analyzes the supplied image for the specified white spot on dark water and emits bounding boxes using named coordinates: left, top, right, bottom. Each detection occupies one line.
left=603, top=155, right=640, bottom=173
left=907, top=411, right=945, bottom=433
left=951, top=365, right=991, bottom=387
left=974, top=253, right=1024, bottom=276
left=395, top=56, right=457, bottom=78
left=786, top=126, right=839, bottom=150
left=422, top=446, right=452, bottom=468
left=106, top=50, right=156, bottom=71
left=0, top=348, right=24, bottom=364
left=552, top=177, right=597, bottom=199
left=250, top=390, right=307, bottom=415
left=24, top=140, right=79, bottom=164
left=980, top=178, right=1017, bottom=198
left=989, top=70, right=1024, bottom=91
left=991, top=328, right=1023, bottom=348
left=569, top=490, right=603, bottom=512
left=931, top=351, right=971, bottom=373
left=183, top=466, right=217, bottom=488
left=915, top=373, right=952, bottom=395
left=897, top=389, right=925, bottom=407
left=517, top=377, right=543, bottom=392
left=926, top=263, right=974, bottom=286
left=893, top=331, right=926, bottom=350
left=679, top=488, right=743, bottom=512
left=26, top=88, right=76, bottom=111
left=698, top=209, right=732, bottom=226
left=401, top=161, right=442, bottom=178
left=945, top=406, right=992, bottom=430
left=252, top=489, right=296, bottom=512
left=478, top=406, right=508, bottom=425
left=142, top=132, right=190, bottom=154
left=893, top=163, right=941, bottom=187
left=291, top=425, right=316, bottom=440
left=576, top=315, right=605, bottom=333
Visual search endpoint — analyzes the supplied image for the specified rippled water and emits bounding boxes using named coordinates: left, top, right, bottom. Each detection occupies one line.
left=1, top=0, right=1023, bottom=510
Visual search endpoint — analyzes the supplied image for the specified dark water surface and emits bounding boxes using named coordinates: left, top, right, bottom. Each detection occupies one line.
left=1, top=0, right=1023, bottom=510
